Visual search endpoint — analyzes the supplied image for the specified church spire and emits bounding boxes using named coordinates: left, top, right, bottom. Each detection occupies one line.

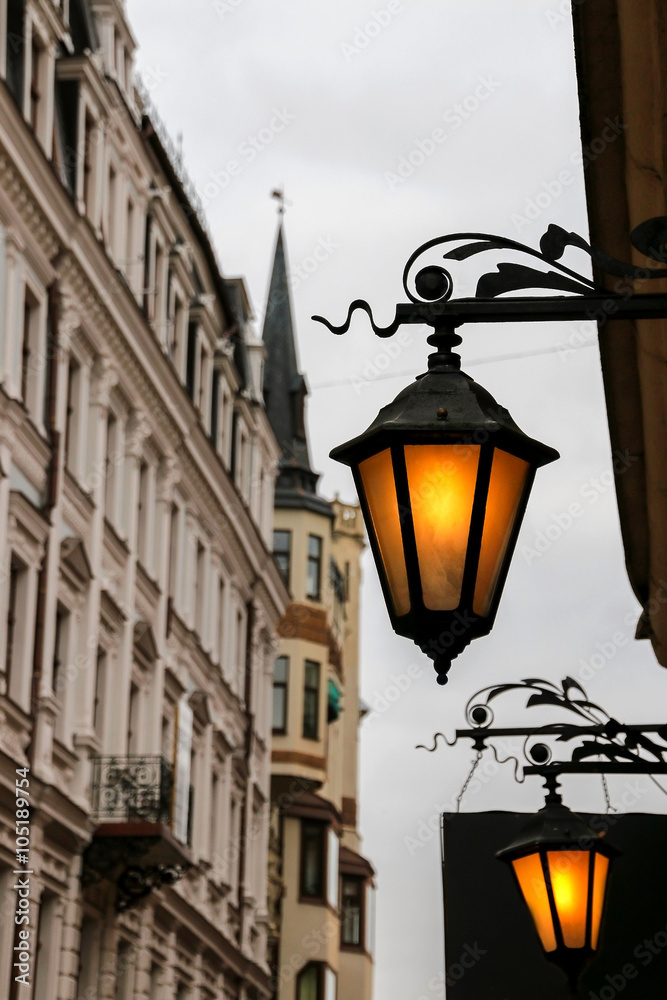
left=262, top=216, right=331, bottom=515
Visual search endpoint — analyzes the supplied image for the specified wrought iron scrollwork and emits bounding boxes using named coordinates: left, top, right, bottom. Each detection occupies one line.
left=313, top=218, right=667, bottom=339
left=91, top=755, right=173, bottom=824
left=420, top=676, right=667, bottom=786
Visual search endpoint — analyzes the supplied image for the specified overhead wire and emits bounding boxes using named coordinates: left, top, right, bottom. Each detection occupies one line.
left=310, top=339, right=598, bottom=390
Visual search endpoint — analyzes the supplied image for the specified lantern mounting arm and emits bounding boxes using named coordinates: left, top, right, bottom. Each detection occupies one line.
left=420, top=676, right=667, bottom=790
left=313, top=217, right=667, bottom=348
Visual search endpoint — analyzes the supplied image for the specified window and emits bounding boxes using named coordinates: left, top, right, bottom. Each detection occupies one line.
left=20, top=286, right=43, bottom=422
left=216, top=576, right=225, bottom=666
left=52, top=604, right=68, bottom=700
left=5, top=554, right=21, bottom=684
left=185, top=320, right=198, bottom=399
left=142, top=213, right=153, bottom=316
left=4, top=553, right=27, bottom=701
left=195, top=542, right=206, bottom=638
left=306, top=535, right=322, bottom=599
left=29, top=33, right=43, bottom=133
left=272, top=530, right=290, bottom=587
left=6, top=0, right=25, bottom=105
left=210, top=368, right=220, bottom=447
left=137, top=461, right=149, bottom=564
left=127, top=683, right=140, bottom=754
left=272, top=656, right=288, bottom=734
left=300, top=821, right=326, bottom=900
left=106, top=161, right=117, bottom=256
left=83, top=112, right=96, bottom=221
left=341, top=876, right=364, bottom=947
left=93, top=648, right=106, bottom=743
left=325, top=968, right=337, bottom=1000
left=104, top=412, right=119, bottom=524
left=327, top=827, right=339, bottom=908
left=297, top=965, right=320, bottom=1000
left=168, top=503, right=180, bottom=604
left=296, top=964, right=336, bottom=1000
left=303, top=660, right=320, bottom=740
left=64, top=357, right=81, bottom=475
left=125, top=198, right=135, bottom=276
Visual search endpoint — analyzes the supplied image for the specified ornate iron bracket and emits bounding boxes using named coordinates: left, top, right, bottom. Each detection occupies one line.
left=420, top=676, right=667, bottom=803
left=313, top=219, right=667, bottom=345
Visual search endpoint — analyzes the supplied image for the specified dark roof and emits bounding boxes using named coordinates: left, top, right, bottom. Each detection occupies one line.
left=281, top=791, right=341, bottom=829
left=339, top=845, right=375, bottom=880
left=262, top=224, right=332, bottom=517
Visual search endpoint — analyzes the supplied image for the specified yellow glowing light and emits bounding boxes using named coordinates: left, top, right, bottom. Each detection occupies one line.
left=512, top=853, right=557, bottom=952
left=547, top=850, right=590, bottom=948
left=359, top=449, right=410, bottom=616
left=591, top=853, right=610, bottom=949
left=404, top=444, right=480, bottom=610
left=473, top=449, right=530, bottom=616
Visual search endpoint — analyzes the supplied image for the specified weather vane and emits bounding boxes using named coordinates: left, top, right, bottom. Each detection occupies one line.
left=271, top=187, right=292, bottom=216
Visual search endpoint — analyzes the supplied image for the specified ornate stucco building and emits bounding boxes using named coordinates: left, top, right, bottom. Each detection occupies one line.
left=0, top=1, right=288, bottom=997
left=262, top=224, right=375, bottom=1000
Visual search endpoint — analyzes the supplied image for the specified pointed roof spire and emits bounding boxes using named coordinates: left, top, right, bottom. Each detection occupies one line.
left=262, top=213, right=331, bottom=515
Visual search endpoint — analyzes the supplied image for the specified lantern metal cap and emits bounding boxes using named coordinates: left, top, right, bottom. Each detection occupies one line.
left=330, top=366, right=560, bottom=468
left=496, top=803, right=619, bottom=863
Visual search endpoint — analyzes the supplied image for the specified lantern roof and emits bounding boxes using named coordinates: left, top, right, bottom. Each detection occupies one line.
left=497, top=803, right=618, bottom=861
left=330, top=366, right=560, bottom=468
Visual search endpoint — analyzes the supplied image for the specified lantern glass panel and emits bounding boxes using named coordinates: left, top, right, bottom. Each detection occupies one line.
left=473, top=449, right=530, bottom=616
left=591, top=852, right=609, bottom=949
left=404, top=444, right=480, bottom=611
left=547, top=850, right=590, bottom=948
left=512, top=852, right=557, bottom=952
left=359, top=449, right=410, bottom=616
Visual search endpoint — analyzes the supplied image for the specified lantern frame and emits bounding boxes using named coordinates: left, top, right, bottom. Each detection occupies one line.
left=331, top=349, right=559, bottom=684
left=497, top=803, right=618, bottom=988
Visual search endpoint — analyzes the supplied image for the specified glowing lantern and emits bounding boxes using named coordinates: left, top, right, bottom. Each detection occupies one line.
left=330, top=362, right=558, bottom=683
left=498, top=803, right=617, bottom=987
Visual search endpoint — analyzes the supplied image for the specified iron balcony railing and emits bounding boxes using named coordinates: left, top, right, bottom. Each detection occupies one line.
left=91, top=756, right=173, bottom=825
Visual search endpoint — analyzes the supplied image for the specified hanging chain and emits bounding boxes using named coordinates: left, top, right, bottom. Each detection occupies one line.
left=601, top=773, right=615, bottom=814
left=457, top=749, right=484, bottom=813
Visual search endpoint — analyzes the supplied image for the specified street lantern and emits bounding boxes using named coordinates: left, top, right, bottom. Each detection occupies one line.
left=330, top=326, right=558, bottom=684
left=318, top=220, right=667, bottom=683
left=497, top=802, right=617, bottom=988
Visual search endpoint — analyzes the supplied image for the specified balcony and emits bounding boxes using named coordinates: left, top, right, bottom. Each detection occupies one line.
left=83, top=755, right=193, bottom=910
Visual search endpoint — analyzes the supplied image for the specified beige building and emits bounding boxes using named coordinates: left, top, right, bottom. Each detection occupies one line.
left=0, top=1, right=288, bottom=997
left=262, top=225, right=375, bottom=1000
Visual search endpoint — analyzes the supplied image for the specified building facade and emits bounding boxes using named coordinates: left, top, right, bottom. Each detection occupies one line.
left=262, top=225, right=375, bottom=1000
left=572, top=0, right=667, bottom=669
left=0, top=1, right=288, bottom=997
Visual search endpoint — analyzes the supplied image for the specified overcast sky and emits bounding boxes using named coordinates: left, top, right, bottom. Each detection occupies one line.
left=126, top=3, right=667, bottom=998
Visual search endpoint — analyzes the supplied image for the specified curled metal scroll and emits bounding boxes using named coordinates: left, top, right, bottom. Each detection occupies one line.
left=314, top=218, right=667, bottom=336
left=418, top=676, right=667, bottom=783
